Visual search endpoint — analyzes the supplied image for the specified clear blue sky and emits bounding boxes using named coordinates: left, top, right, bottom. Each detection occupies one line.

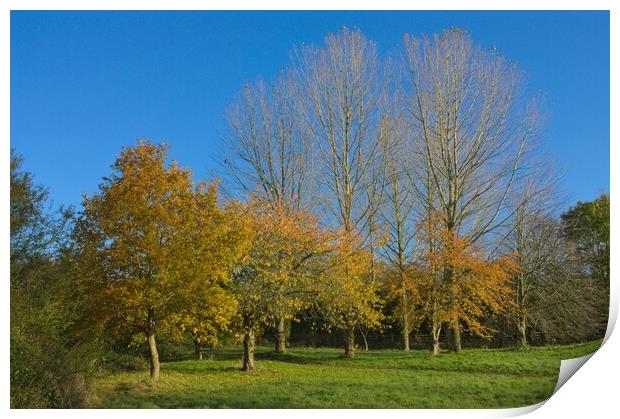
left=11, top=11, right=609, bottom=211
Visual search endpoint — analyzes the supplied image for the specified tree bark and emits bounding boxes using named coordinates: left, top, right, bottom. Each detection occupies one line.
left=431, top=320, right=441, bottom=356
left=193, top=338, right=203, bottom=360
left=518, top=315, right=528, bottom=348
left=402, top=321, right=410, bottom=351
left=443, top=261, right=461, bottom=353
left=147, top=308, right=160, bottom=380
left=402, top=290, right=410, bottom=351
left=449, top=318, right=462, bottom=353
left=275, top=316, right=286, bottom=354
left=242, top=330, right=256, bottom=371
left=344, top=324, right=356, bottom=358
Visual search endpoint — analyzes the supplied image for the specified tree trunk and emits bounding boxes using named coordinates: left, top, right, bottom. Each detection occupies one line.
left=193, top=338, right=203, bottom=360
left=344, top=324, right=356, bottom=358
left=402, top=324, right=410, bottom=351
left=449, top=318, right=462, bottom=353
left=242, top=330, right=256, bottom=371
left=443, top=259, right=461, bottom=353
left=275, top=316, right=286, bottom=354
left=147, top=309, right=160, bottom=380
left=518, top=315, right=528, bottom=348
left=402, top=290, right=410, bottom=351
left=431, top=320, right=441, bottom=356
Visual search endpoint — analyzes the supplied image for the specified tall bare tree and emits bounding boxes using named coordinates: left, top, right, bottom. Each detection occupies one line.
left=294, top=28, right=389, bottom=355
left=518, top=219, right=606, bottom=345
left=503, top=175, right=561, bottom=347
left=501, top=170, right=608, bottom=346
left=225, top=72, right=312, bottom=211
left=378, top=117, right=417, bottom=351
left=402, top=29, right=543, bottom=352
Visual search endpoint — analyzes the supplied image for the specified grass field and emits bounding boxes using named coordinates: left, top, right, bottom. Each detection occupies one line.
left=90, top=340, right=601, bottom=408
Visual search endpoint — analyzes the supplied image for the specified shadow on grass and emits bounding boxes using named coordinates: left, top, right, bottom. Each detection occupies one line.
left=256, top=351, right=339, bottom=365
left=165, top=363, right=242, bottom=374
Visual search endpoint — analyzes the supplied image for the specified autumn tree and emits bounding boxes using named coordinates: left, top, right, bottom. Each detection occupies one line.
left=415, top=214, right=514, bottom=355
left=76, top=141, right=241, bottom=379
left=166, top=197, right=249, bottom=360
left=224, top=73, right=314, bottom=352
left=172, top=289, right=238, bottom=361
left=318, top=232, right=384, bottom=357
left=402, top=29, right=541, bottom=351
left=232, top=200, right=331, bottom=370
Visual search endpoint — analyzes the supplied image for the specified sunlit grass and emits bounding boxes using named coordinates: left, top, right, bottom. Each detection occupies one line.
left=90, top=340, right=601, bottom=408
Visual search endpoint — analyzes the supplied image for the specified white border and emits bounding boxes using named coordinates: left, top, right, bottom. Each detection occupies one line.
left=2, top=2, right=616, bottom=418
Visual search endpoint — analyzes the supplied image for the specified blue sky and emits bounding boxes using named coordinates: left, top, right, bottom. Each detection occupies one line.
left=11, top=11, right=609, bottom=211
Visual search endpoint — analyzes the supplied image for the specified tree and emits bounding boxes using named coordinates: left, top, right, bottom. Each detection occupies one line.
left=502, top=175, right=561, bottom=347
left=525, top=227, right=607, bottom=344
left=505, top=194, right=610, bottom=344
left=294, top=28, right=390, bottom=354
left=402, top=29, right=542, bottom=351
left=167, top=197, right=249, bottom=360
left=77, top=141, right=240, bottom=379
left=294, top=27, right=389, bottom=235
left=10, top=150, right=61, bottom=281
left=232, top=200, right=330, bottom=370
left=10, top=150, right=90, bottom=407
left=318, top=232, right=384, bottom=357
left=378, top=122, right=417, bottom=351
left=415, top=214, right=514, bottom=355
left=561, top=194, right=610, bottom=289
left=559, top=194, right=610, bottom=340
left=506, top=211, right=560, bottom=347
left=224, top=73, right=314, bottom=352
left=224, top=72, right=312, bottom=211
left=172, top=288, right=238, bottom=361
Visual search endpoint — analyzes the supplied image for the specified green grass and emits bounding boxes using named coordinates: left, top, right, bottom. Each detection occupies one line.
left=90, top=340, right=601, bottom=408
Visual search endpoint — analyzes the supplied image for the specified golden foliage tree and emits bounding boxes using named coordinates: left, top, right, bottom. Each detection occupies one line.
left=232, top=199, right=331, bottom=370
left=77, top=141, right=243, bottom=379
left=415, top=215, right=514, bottom=355
left=167, top=198, right=250, bottom=360
left=318, top=232, right=384, bottom=358
left=382, top=262, right=422, bottom=351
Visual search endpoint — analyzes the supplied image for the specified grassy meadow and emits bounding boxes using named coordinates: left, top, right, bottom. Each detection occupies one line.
left=89, top=340, right=601, bottom=409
